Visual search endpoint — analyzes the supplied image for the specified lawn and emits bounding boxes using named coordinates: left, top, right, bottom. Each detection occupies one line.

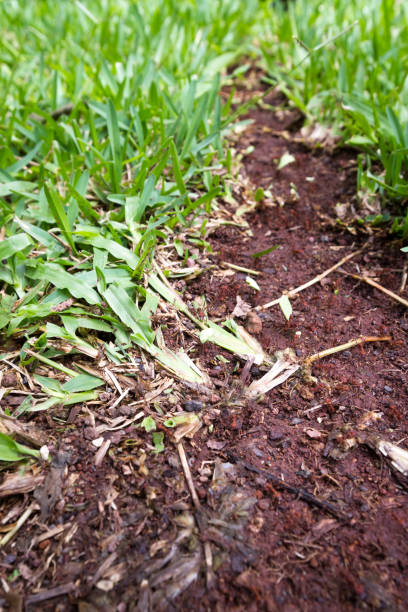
left=1, top=1, right=407, bottom=609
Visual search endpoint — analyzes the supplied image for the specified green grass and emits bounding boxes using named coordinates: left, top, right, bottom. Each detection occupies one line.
left=1, top=0, right=407, bottom=424
left=261, top=0, right=408, bottom=236
left=0, top=0, right=267, bottom=395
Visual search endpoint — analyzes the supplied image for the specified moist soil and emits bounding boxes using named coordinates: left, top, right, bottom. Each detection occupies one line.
left=1, top=89, right=408, bottom=611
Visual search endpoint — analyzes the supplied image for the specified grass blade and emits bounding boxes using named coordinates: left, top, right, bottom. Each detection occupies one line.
left=44, top=184, right=77, bottom=254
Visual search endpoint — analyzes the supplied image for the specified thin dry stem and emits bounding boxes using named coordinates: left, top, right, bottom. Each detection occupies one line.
left=0, top=502, right=38, bottom=547
left=341, top=271, right=408, bottom=308
left=304, top=336, right=391, bottom=366
left=222, top=261, right=261, bottom=275
left=104, top=368, right=123, bottom=394
left=256, top=248, right=363, bottom=311
left=177, top=441, right=214, bottom=586
left=177, top=441, right=200, bottom=510
left=399, top=261, right=407, bottom=294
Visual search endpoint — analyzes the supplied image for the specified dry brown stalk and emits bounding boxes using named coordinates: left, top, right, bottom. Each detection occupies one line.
left=0, top=502, right=38, bottom=547
left=256, top=248, right=363, bottom=311
left=177, top=441, right=200, bottom=509
left=304, top=336, right=392, bottom=366
left=177, top=441, right=214, bottom=587
left=341, top=271, right=408, bottom=308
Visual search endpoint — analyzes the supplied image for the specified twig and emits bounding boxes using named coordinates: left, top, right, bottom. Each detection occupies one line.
left=107, top=387, right=130, bottom=411
left=47, top=231, right=79, bottom=260
left=25, top=582, right=76, bottom=606
left=28, top=103, right=75, bottom=124
left=1, top=359, right=35, bottom=391
left=340, top=270, right=408, bottom=308
left=177, top=441, right=200, bottom=510
left=104, top=368, right=123, bottom=394
left=222, top=262, right=261, bottom=276
left=256, top=248, right=363, bottom=311
left=95, top=411, right=144, bottom=434
left=302, top=404, right=323, bottom=415
left=91, top=552, right=118, bottom=586
left=304, top=336, right=391, bottom=366
left=400, top=261, right=408, bottom=294
left=177, top=441, right=214, bottom=587
left=0, top=474, right=44, bottom=498
left=32, top=523, right=70, bottom=546
left=237, top=460, right=348, bottom=520
left=0, top=503, right=38, bottom=547
left=240, top=356, right=255, bottom=384
left=94, top=439, right=111, bottom=467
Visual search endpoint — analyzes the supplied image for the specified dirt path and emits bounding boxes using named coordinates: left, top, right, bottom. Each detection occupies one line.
left=1, top=92, right=408, bottom=611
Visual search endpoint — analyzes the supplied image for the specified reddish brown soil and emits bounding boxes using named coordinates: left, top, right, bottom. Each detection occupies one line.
left=1, top=93, right=408, bottom=611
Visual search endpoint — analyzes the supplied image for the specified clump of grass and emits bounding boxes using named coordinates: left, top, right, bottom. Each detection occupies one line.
left=261, top=0, right=408, bottom=236
left=0, top=0, right=266, bottom=386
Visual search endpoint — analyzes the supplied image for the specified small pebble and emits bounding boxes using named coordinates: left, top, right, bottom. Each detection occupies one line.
left=183, top=400, right=203, bottom=412
left=384, top=385, right=392, bottom=393
left=291, top=417, right=302, bottom=425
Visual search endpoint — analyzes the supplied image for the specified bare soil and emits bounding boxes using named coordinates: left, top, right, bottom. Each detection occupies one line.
left=1, top=90, right=408, bottom=611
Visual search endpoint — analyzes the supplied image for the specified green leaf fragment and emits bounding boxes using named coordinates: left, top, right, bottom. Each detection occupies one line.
left=0, top=432, right=40, bottom=462
left=33, top=263, right=100, bottom=305
left=62, top=374, right=104, bottom=392
left=245, top=276, right=260, bottom=291
left=152, top=432, right=164, bottom=453
left=141, top=416, right=156, bottom=432
left=200, top=320, right=264, bottom=364
left=279, top=295, right=293, bottom=320
left=44, top=184, right=77, bottom=254
left=252, top=245, right=279, bottom=258
left=277, top=152, right=296, bottom=170
left=0, top=233, right=32, bottom=259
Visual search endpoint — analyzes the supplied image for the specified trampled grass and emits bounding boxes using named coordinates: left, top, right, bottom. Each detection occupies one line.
left=0, top=0, right=407, bottom=428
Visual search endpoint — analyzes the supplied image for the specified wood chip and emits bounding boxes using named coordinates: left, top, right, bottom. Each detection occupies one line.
left=32, top=523, right=71, bottom=546
left=0, top=410, right=46, bottom=447
left=25, top=582, right=76, bottom=605
left=305, top=428, right=322, bottom=439
left=0, top=473, right=44, bottom=498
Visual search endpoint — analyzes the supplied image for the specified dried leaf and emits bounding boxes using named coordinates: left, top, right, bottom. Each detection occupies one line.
left=246, top=349, right=299, bottom=399
left=305, top=428, right=322, bottom=439
left=207, top=439, right=227, bottom=450
left=232, top=295, right=252, bottom=318
left=246, top=310, right=262, bottom=334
